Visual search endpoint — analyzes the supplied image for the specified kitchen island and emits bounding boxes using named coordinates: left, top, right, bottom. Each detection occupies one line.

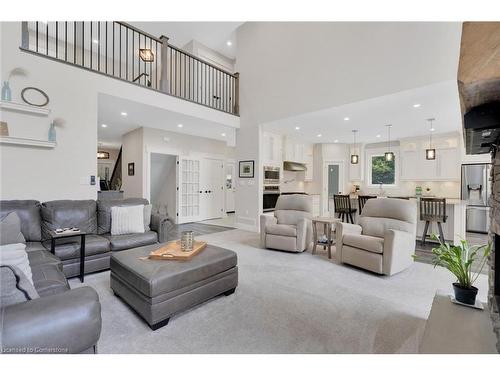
left=345, top=195, right=466, bottom=245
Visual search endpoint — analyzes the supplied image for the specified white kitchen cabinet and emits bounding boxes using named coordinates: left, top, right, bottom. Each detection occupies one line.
left=437, top=148, right=460, bottom=180
left=400, top=146, right=458, bottom=181
left=263, top=132, right=282, bottom=166
left=305, top=144, right=314, bottom=181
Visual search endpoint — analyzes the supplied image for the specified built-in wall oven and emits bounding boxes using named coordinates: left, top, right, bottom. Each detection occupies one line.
left=263, top=166, right=280, bottom=185
left=263, top=185, right=280, bottom=212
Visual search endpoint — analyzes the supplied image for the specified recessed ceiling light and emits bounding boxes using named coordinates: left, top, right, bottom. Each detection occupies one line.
left=295, top=126, right=300, bottom=130
left=430, top=127, right=435, bottom=132
left=101, top=124, right=107, bottom=128
left=334, top=139, right=339, bottom=143
left=120, top=112, right=127, bottom=116
left=221, top=133, right=226, bottom=137
left=93, top=39, right=99, bottom=44
left=226, top=41, right=232, bottom=46
left=317, top=134, right=322, bottom=138
left=413, top=103, right=421, bottom=108
left=376, top=134, right=381, bottom=138
left=344, top=117, right=350, bottom=121
left=177, top=124, right=183, bottom=128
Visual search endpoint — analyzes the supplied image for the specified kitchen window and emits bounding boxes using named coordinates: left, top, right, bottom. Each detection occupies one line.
left=368, top=154, right=397, bottom=187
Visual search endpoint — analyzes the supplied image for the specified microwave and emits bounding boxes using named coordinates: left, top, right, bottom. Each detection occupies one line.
left=263, top=166, right=280, bottom=185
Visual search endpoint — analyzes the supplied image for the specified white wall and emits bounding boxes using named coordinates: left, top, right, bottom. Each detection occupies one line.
left=183, top=40, right=235, bottom=73
left=0, top=22, right=238, bottom=202
left=236, top=22, right=461, bottom=125
left=150, top=153, right=177, bottom=220
left=121, top=126, right=236, bottom=203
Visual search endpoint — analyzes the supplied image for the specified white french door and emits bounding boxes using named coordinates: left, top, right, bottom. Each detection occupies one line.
left=177, top=157, right=202, bottom=223
left=200, top=158, right=225, bottom=220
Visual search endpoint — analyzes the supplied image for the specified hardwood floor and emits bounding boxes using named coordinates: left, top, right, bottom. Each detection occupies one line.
left=166, top=221, right=235, bottom=241
left=414, top=231, right=490, bottom=274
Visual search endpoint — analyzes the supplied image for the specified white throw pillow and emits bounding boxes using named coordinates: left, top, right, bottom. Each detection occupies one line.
left=0, top=242, right=34, bottom=285
left=111, top=205, right=145, bottom=236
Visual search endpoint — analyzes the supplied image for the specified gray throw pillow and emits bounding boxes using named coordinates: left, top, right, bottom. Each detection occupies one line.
left=0, top=212, right=26, bottom=245
left=0, top=265, right=39, bottom=307
left=0, top=243, right=33, bottom=285
left=144, top=204, right=152, bottom=231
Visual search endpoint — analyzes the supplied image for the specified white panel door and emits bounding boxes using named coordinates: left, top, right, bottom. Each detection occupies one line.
left=178, top=157, right=201, bottom=223
left=200, top=158, right=225, bottom=220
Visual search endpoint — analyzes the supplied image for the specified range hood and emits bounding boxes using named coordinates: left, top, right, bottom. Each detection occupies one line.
left=283, top=161, right=307, bottom=172
left=464, top=101, right=500, bottom=154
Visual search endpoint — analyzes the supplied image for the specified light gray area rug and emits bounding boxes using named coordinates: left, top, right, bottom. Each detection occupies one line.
left=70, top=229, right=488, bottom=354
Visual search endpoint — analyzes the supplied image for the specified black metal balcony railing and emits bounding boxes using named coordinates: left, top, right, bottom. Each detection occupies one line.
left=20, top=21, right=239, bottom=116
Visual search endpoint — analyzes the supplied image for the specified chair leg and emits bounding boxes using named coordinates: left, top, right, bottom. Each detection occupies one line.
left=437, top=222, right=445, bottom=243
left=422, top=221, right=430, bottom=245
left=349, top=213, right=354, bottom=224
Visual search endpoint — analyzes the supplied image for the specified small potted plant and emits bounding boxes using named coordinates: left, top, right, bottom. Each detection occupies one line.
left=428, top=234, right=491, bottom=305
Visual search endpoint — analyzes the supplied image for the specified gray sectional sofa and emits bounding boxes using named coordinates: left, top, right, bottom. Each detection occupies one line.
left=0, top=198, right=169, bottom=353
left=0, top=198, right=169, bottom=278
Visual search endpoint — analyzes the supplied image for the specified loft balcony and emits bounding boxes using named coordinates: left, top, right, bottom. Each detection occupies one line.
left=19, top=21, right=239, bottom=116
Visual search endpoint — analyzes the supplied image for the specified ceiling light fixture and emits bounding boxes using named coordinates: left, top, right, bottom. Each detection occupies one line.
left=385, top=124, right=394, bottom=162
left=344, top=117, right=350, bottom=121
left=350, top=130, right=359, bottom=164
left=426, top=118, right=436, bottom=160
left=101, top=124, right=108, bottom=128
left=97, top=151, right=109, bottom=159
left=226, top=41, right=232, bottom=46
left=413, top=103, right=421, bottom=108
left=177, top=124, right=183, bottom=128
left=295, top=126, right=300, bottom=130
left=376, top=134, right=381, bottom=138
left=317, top=134, right=322, bottom=138
left=334, top=139, right=339, bottom=143
left=120, top=112, right=127, bottom=116
left=139, top=48, right=154, bottom=62
left=221, top=133, right=226, bottom=137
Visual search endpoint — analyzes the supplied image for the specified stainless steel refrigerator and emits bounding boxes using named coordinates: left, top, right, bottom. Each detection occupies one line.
left=461, top=163, right=492, bottom=233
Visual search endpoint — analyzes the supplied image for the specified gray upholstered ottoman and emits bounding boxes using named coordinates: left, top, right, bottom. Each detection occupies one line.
left=110, top=243, right=238, bottom=330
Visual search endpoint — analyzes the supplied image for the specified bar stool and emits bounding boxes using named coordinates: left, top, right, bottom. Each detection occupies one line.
left=420, top=197, right=447, bottom=244
left=333, top=194, right=357, bottom=223
left=358, top=195, right=377, bottom=214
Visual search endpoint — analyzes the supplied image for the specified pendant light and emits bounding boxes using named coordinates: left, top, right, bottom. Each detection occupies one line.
left=350, top=130, right=359, bottom=164
left=385, top=124, right=394, bottom=162
left=426, top=118, right=436, bottom=160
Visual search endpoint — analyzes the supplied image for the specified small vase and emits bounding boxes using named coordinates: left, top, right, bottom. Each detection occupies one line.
left=1, top=81, right=12, bottom=101
left=453, top=283, right=478, bottom=305
left=48, top=122, right=57, bottom=142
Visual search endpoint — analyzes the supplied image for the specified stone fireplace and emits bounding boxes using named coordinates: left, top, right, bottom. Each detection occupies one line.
left=488, top=150, right=500, bottom=352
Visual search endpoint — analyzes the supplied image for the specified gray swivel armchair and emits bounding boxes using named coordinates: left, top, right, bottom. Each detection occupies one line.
left=336, top=198, right=417, bottom=275
left=260, top=194, right=313, bottom=253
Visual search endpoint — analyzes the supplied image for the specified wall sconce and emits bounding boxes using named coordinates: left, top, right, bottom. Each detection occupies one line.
left=97, top=151, right=109, bottom=159
left=139, top=49, right=154, bottom=62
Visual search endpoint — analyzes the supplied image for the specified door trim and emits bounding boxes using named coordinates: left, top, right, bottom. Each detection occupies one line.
left=322, top=160, right=345, bottom=216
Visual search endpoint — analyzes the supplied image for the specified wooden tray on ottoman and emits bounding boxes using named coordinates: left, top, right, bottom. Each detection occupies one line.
left=148, top=240, right=207, bottom=260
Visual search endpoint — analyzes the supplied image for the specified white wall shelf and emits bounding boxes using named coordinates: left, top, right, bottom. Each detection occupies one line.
left=0, top=136, right=56, bottom=148
left=0, top=101, right=51, bottom=116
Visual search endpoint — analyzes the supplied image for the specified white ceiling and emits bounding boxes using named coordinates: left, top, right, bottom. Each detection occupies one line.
left=262, top=80, right=462, bottom=144
left=97, top=94, right=236, bottom=149
left=130, top=22, right=242, bottom=59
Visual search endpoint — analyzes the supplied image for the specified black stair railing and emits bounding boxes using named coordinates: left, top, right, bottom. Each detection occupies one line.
left=20, top=21, right=239, bottom=116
